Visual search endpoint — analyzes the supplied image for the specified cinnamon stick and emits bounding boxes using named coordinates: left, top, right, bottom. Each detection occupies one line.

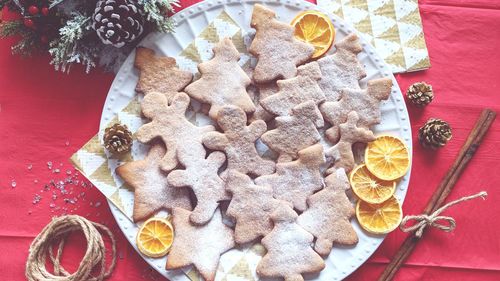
left=377, top=109, right=496, bottom=281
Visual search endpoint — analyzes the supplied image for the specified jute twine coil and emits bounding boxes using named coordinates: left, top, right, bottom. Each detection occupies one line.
left=26, top=215, right=117, bottom=281
left=400, top=191, right=487, bottom=238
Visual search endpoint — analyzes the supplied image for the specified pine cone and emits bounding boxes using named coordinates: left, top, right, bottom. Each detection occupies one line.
left=407, top=82, right=434, bottom=107
left=418, top=118, right=452, bottom=149
left=92, top=0, right=144, bottom=48
left=103, top=123, right=133, bottom=155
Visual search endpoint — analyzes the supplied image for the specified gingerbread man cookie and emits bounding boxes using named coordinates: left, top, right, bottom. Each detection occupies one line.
left=225, top=170, right=282, bottom=244
left=203, top=105, right=275, bottom=177
left=260, top=62, right=325, bottom=117
left=255, top=144, right=325, bottom=212
left=136, top=92, right=215, bottom=171
left=325, top=111, right=375, bottom=173
left=261, top=101, right=324, bottom=162
left=167, top=141, right=228, bottom=225
left=257, top=202, right=325, bottom=281
left=314, top=33, right=366, bottom=102
left=185, top=38, right=255, bottom=119
left=115, top=143, right=192, bottom=222
left=320, top=78, right=393, bottom=142
left=166, top=208, right=235, bottom=281
left=249, top=4, right=315, bottom=83
left=298, top=168, right=358, bottom=256
left=134, top=47, right=193, bottom=102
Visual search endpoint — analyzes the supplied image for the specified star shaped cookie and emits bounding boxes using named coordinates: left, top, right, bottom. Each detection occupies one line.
left=115, top=143, right=192, bottom=222
left=166, top=208, right=235, bottom=281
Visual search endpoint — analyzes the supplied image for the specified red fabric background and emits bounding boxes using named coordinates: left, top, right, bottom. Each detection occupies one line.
left=1, top=0, right=500, bottom=280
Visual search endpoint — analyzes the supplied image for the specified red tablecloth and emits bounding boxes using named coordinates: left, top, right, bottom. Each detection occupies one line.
left=1, top=0, right=500, bottom=280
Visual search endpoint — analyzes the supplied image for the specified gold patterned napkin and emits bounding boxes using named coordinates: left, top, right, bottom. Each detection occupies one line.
left=317, top=0, right=430, bottom=72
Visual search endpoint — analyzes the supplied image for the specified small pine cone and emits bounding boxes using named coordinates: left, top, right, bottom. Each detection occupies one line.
left=407, top=82, right=434, bottom=107
left=418, top=118, right=452, bottom=149
left=103, top=123, right=133, bottom=155
left=92, top=0, right=144, bottom=48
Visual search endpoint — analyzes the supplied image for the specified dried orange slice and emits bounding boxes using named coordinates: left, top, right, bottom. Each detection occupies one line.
left=350, top=164, right=396, bottom=204
left=136, top=217, right=174, bottom=258
left=356, top=195, right=402, bottom=234
left=291, top=10, right=335, bottom=58
left=365, top=135, right=410, bottom=181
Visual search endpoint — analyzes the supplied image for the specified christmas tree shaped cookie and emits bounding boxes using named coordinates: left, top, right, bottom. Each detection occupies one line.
left=166, top=208, right=235, bottom=281
left=255, top=144, right=325, bottom=212
left=136, top=92, right=215, bottom=171
left=225, top=170, right=281, bottom=244
left=115, top=143, right=192, bottom=222
left=260, top=62, right=325, bottom=116
left=261, top=101, right=324, bottom=162
left=134, top=47, right=193, bottom=102
left=167, top=141, right=228, bottom=225
left=314, top=33, right=366, bottom=102
left=298, top=168, right=358, bottom=256
left=185, top=38, right=255, bottom=119
left=321, top=78, right=393, bottom=142
left=203, top=105, right=275, bottom=177
left=257, top=202, right=325, bottom=281
left=326, top=111, right=375, bottom=173
left=249, top=4, right=315, bottom=83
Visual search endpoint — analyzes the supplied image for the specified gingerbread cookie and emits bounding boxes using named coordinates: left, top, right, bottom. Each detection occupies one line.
left=115, top=143, right=192, bottom=222
left=134, top=47, right=193, bottom=102
left=257, top=202, right=325, bottom=281
left=136, top=92, right=215, bottom=171
left=260, top=62, right=325, bottom=117
left=249, top=4, right=315, bottom=83
left=185, top=38, right=255, bottom=119
left=325, top=111, right=375, bottom=173
left=167, top=141, right=228, bottom=225
left=320, top=78, right=393, bottom=142
left=255, top=144, right=325, bottom=212
left=166, top=207, right=235, bottom=281
left=261, top=101, right=323, bottom=162
left=314, top=33, right=366, bottom=102
left=225, top=170, right=281, bottom=244
left=298, top=168, right=358, bottom=256
left=203, top=105, right=275, bottom=177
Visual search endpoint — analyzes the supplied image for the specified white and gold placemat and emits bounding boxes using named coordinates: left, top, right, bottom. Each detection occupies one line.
left=317, top=0, right=430, bottom=73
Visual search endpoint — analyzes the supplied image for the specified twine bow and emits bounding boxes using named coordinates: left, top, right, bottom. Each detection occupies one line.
left=400, top=191, right=487, bottom=238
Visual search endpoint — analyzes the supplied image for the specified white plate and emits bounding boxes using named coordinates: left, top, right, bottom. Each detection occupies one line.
left=101, top=0, right=412, bottom=280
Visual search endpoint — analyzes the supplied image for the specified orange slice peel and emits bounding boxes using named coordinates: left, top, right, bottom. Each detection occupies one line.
left=291, top=10, right=335, bottom=58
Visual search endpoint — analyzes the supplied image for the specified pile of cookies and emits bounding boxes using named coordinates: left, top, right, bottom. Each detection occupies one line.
left=116, top=4, right=393, bottom=281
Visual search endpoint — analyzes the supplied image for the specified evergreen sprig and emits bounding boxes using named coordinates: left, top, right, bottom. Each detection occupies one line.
left=139, top=0, right=178, bottom=32
left=48, top=13, right=96, bottom=73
